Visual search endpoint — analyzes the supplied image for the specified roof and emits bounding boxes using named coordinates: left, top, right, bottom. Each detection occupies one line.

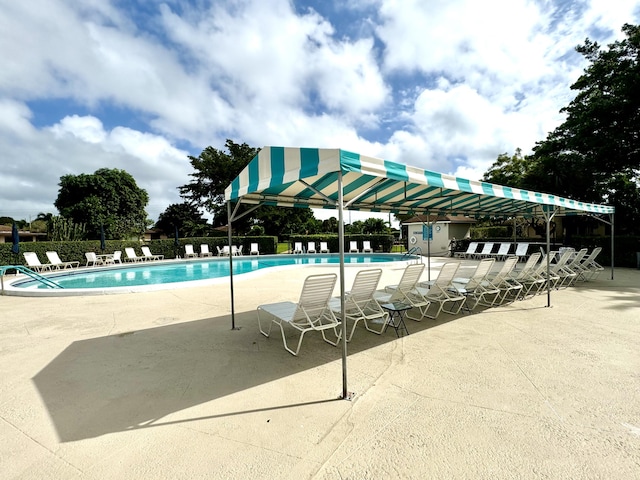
left=225, top=147, right=614, bottom=217
left=403, top=215, right=477, bottom=224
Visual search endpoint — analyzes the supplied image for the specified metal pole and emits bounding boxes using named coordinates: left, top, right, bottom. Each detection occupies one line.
left=337, top=172, right=350, bottom=400
left=545, top=210, right=552, bottom=307
left=610, top=213, right=615, bottom=280
left=427, top=212, right=431, bottom=282
left=227, top=201, right=237, bottom=330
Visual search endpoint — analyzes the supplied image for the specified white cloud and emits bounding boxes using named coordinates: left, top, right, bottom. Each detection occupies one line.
left=0, top=0, right=638, bottom=222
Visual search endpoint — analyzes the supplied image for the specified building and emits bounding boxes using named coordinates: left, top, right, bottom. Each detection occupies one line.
left=0, top=225, right=47, bottom=243
left=402, top=215, right=476, bottom=256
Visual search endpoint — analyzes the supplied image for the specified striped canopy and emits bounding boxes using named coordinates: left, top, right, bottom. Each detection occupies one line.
left=225, top=147, right=614, bottom=217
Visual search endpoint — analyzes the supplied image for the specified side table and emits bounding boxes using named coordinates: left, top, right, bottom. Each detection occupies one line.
left=380, top=302, right=411, bottom=337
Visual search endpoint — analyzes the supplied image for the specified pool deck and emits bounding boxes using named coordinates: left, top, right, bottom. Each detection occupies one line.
left=1, top=259, right=639, bottom=479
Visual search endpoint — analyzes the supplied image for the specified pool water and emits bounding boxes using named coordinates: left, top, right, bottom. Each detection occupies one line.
left=12, top=253, right=413, bottom=291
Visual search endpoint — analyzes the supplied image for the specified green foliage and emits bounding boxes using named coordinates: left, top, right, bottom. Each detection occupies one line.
left=482, top=149, right=529, bottom=186
left=483, top=24, right=640, bottom=234
left=55, top=168, right=149, bottom=240
left=469, top=226, right=511, bottom=239
left=49, top=216, right=86, bottom=241
left=155, top=203, right=209, bottom=237
left=179, top=140, right=258, bottom=228
left=346, top=218, right=391, bottom=235
left=247, top=225, right=265, bottom=236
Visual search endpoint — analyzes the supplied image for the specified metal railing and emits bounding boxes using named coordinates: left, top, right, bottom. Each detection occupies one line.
left=0, top=265, right=63, bottom=293
left=403, top=246, right=423, bottom=263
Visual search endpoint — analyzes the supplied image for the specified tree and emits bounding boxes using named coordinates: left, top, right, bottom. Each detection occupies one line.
left=179, top=140, right=259, bottom=227
left=155, top=203, right=209, bottom=237
left=482, top=149, right=530, bottom=186
left=54, top=168, right=149, bottom=239
left=48, top=215, right=86, bottom=241
left=484, top=24, right=640, bottom=233
left=179, top=140, right=320, bottom=236
left=362, top=217, right=391, bottom=234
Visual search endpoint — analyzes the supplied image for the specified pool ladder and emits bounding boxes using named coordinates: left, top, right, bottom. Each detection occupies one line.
left=403, top=246, right=423, bottom=263
left=0, top=265, right=63, bottom=294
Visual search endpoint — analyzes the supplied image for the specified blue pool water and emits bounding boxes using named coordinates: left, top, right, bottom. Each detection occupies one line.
left=12, top=253, right=412, bottom=291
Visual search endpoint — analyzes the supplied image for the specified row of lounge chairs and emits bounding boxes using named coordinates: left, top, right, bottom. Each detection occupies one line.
left=257, top=247, right=604, bottom=355
left=291, top=240, right=373, bottom=254
left=455, top=242, right=534, bottom=262
left=21, top=247, right=167, bottom=271
left=23, top=251, right=80, bottom=271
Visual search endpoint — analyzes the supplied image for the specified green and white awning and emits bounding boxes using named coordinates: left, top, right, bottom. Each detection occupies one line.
left=225, top=147, right=614, bottom=217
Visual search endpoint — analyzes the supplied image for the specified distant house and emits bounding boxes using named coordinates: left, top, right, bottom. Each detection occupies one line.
left=0, top=225, right=47, bottom=243
left=143, top=228, right=169, bottom=241
left=402, top=215, right=476, bottom=256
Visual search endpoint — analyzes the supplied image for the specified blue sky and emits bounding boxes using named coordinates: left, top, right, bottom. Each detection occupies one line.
left=1, top=0, right=638, bottom=223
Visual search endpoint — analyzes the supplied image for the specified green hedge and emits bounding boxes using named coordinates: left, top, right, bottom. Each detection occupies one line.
left=0, top=235, right=278, bottom=267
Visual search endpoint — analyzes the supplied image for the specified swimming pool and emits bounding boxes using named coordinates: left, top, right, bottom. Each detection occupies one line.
left=3, top=253, right=416, bottom=296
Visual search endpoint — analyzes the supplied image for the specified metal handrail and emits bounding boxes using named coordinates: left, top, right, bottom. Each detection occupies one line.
left=403, top=246, right=423, bottom=263
left=0, top=265, right=63, bottom=292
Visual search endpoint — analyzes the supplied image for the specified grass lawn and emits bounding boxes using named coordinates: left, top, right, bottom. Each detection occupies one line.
left=276, top=242, right=290, bottom=254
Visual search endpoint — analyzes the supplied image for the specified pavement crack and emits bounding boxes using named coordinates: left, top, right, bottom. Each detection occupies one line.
left=496, top=340, right=565, bottom=423
left=0, top=414, right=84, bottom=474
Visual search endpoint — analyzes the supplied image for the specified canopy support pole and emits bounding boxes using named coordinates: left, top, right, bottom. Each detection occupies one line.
left=227, top=201, right=239, bottom=330
left=337, top=172, right=351, bottom=400
left=610, top=213, right=615, bottom=280
left=542, top=208, right=558, bottom=308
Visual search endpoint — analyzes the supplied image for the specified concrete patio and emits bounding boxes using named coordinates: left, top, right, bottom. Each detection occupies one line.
left=1, top=260, right=639, bottom=479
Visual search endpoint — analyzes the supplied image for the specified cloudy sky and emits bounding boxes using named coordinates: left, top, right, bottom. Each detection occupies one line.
left=1, top=0, right=638, bottom=224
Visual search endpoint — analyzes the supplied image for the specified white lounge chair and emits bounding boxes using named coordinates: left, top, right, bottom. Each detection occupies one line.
left=84, top=252, right=103, bottom=267
left=362, top=241, right=373, bottom=253
left=319, top=242, right=330, bottom=253
left=200, top=244, right=213, bottom=257
left=561, top=248, right=588, bottom=286
left=579, top=247, right=604, bottom=281
left=329, top=268, right=387, bottom=341
left=184, top=244, right=198, bottom=258
left=507, top=252, right=545, bottom=298
left=249, top=243, right=260, bottom=255
left=489, top=243, right=511, bottom=261
left=374, top=263, right=430, bottom=321
left=257, top=273, right=340, bottom=356
left=232, top=245, right=243, bottom=256
left=124, top=247, right=143, bottom=262
left=307, top=241, right=317, bottom=253
left=473, top=242, right=495, bottom=259
left=219, top=246, right=231, bottom=256
left=141, top=246, right=164, bottom=261
left=46, top=251, right=79, bottom=269
left=110, top=251, right=122, bottom=264
left=292, top=242, right=303, bottom=254
left=23, top=252, right=53, bottom=272
left=532, top=252, right=561, bottom=292
left=514, top=243, right=529, bottom=262
left=450, top=258, right=499, bottom=311
left=349, top=241, right=359, bottom=253
left=455, top=241, right=479, bottom=259
left=548, top=249, right=579, bottom=288
left=418, top=263, right=466, bottom=318
left=479, top=256, right=522, bottom=306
